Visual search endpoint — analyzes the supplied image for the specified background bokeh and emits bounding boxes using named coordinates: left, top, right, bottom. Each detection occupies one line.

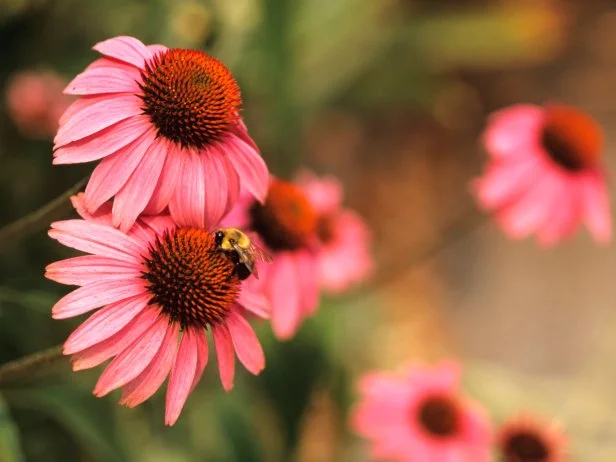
left=0, top=0, right=615, bottom=460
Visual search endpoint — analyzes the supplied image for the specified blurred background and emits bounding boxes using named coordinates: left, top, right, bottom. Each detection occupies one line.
left=0, top=0, right=615, bottom=460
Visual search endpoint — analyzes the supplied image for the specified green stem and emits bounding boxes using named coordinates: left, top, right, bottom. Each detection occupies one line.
left=0, top=177, right=87, bottom=250
left=0, top=345, right=64, bottom=385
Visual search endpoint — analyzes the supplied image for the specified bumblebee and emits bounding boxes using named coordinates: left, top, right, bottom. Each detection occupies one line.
left=214, top=228, right=272, bottom=280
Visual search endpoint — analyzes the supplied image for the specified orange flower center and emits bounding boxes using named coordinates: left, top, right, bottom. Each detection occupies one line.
left=250, top=179, right=317, bottom=251
left=416, top=395, right=460, bottom=438
left=139, top=49, right=241, bottom=150
left=142, top=228, right=240, bottom=328
left=541, top=104, right=603, bottom=171
left=502, top=431, right=549, bottom=462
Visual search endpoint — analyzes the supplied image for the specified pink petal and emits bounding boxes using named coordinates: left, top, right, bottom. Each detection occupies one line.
left=52, top=278, right=147, bottom=319
left=53, top=115, right=150, bottom=165
left=143, top=142, right=183, bottom=215
left=64, top=65, right=142, bottom=96
left=201, top=150, right=239, bottom=228
left=536, top=177, right=579, bottom=246
left=496, top=169, right=565, bottom=239
left=139, top=215, right=176, bottom=236
left=120, top=322, right=180, bottom=408
left=295, top=250, right=319, bottom=315
left=226, top=136, right=269, bottom=203
left=112, top=137, right=167, bottom=232
left=165, top=327, right=200, bottom=426
left=83, top=126, right=157, bottom=213
left=212, top=324, right=235, bottom=392
left=49, top=220, right=144, bottom=261
left=190, top=330, right=209, bottom=392
left=92, top=36, right=152, bottom=69
left=226, top=311, right=264, bottom=375
left=93, top=315, right=169, bottom=396
left=82, top=57, right=141, bottom=74
left=482, top=104, right=543, bottom=160
left=54, top=94, right=142, bottom=146
left=148, top=44, right=168, bottom=56
left=169, top=150, right=206, bottom=228
left=269, top=254, right=302, bottom=340
left=473, top=155, right=541, bottom=211
left=580, top=171, right=612, bottom=244
left=63, top=293, right=151, bottom=354
left=71, top=307, right=160, bottom=370
left=296, top=170, right=343, bottom=215
left=45, top=255, right=141, bottom=286
left=238, top=277, right=270, bottom=318
left=59, top=95, right=108, bottom=127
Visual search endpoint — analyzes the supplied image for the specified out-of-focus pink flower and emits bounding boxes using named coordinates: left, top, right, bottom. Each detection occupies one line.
left=295, top=170, right=373, bottom=293
left=5, top=70, right=73, bottom=139
left=497, top=414, right=567, bottom=462
left=222, top=177, right=320, bottom=340
left=473, top=103, right=611, bottom=246
left=53, top=36, right=268, bottom=232
left=351, top=361, right=492, bottom=462
left=45, top=194, right=268, bottom=426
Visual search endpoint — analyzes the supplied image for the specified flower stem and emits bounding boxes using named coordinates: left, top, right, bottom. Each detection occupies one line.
left=0, top=177, right=87, bottom=250
left=0, top=345, right=65, bottom=385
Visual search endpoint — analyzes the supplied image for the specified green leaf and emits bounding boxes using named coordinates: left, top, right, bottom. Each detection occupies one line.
left=0, top=396, right=24, bottom=462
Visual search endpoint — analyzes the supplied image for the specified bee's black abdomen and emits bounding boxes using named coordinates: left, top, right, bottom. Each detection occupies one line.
left=235, top=263, right=252, bottom=280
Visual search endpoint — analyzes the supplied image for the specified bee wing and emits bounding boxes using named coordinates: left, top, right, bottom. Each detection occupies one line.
left=250, top=243, right=273, bottom=263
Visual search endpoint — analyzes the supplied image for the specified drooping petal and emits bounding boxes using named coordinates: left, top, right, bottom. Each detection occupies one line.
left=238, top=277, right=270, bottom=318
left=165, top=327, right=199, bottom=426
left=190, top=330, right=209, bottom=392
left=226, top=311, right=264, bottom=375
left=226, top=136, right=269, bottom=203
left=92, top=36, right=152, bottom=69
left=53, top=115, right=150, bottom=165
left=49, top=220, right=144, bottom=261
left=71, top=307, right=160, bottom=371
left=64, top=65, right=142, bottom=96
left=148, top=44, right=168, bottom=56
left=169, top=150, right=206, bottom=228
left=296, top=170, right=343, bottom=215
left=482, top=104, right=543, bottom=160
left=52, top=278, right=147, bottom=319
left=473, top=155, right=541, bottom=211
left=45, top=255, right=141, bottom=286
left=580, top=171, right=612, bottom=244
left=143, top=141, right=183, bottom=215
left=63, top=293, right=151, bottom=353
left=269, top=254, right=302, bottom=340
left=200, top=149, right=239, bottom=228
left=112, top=137, right=167, bottom=232
left=212, top=324, right=235, bottom=392
left=495, top=169, right=564, bottom=239
left=536, top=178, right=579, bottom=246
left=295, top=250, right=319, bottom=315
left=54, top=94, right=143, bottom=146
left=93, top=314, right=169, bottom=396
left=120, top=322, right=180, bottom=408
left=83, top=126, right=157, bottom=213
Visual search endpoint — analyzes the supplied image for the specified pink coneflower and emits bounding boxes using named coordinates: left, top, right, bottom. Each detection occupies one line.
left=351, top=361, right=492, bottom=462
left=497, top=414, right=567, bottom=462
left=5, top=70, right=73, bottom=139
left=473, top=103, right=611, bottom=246
left=45, top=195, right=268, bottom=426
left=222, top=177, right=320, bottom=340
left=53, top=36, right=268, bottom=232
left=295, top=170, right=373, bottom=293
